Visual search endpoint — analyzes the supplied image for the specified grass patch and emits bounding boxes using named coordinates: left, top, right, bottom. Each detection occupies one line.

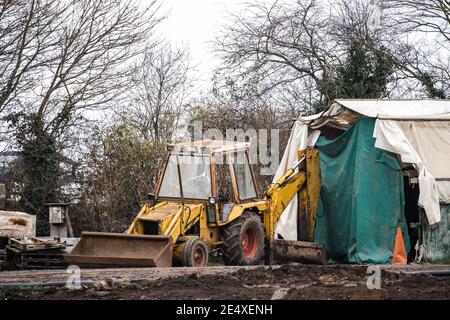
left=119, top=280, right=133, bottom=289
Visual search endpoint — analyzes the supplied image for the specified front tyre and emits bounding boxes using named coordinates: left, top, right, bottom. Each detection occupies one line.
left=182, top=237, right=209, bottom=267
left=221, top=211, right=264, bottom=265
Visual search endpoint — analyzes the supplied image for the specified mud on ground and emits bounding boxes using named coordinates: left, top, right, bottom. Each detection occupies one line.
left=1, top=264, right=449, bottom=300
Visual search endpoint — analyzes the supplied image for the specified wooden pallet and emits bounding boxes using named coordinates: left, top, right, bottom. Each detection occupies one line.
left=4, top=237, right=68, bottom=270
left=6, top=246, right=67, bottom=270
left=8, top=237, right=66, bottom=252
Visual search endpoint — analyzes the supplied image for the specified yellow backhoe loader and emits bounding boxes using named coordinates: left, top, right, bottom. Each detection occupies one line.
left=65, top=140, right=326, bottom=267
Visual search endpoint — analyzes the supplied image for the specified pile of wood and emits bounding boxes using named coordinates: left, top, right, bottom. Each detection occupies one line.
left=0, top=210, right=72, bottom=271
left=6, top=237, right=67, bottom=270
left=8, top=237, right=65, bottom=252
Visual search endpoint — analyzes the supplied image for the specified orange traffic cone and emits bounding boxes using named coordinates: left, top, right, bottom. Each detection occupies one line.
left=392, top=227, right=407, bottom=265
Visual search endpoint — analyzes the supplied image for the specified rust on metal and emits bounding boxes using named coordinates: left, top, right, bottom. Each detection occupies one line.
left=64, top=232, right=173, bottom=268
left=273, top=239, right=327, bottom=265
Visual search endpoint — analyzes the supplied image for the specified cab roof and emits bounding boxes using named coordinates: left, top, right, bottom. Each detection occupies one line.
left=168, top=139, right=250, bottom=155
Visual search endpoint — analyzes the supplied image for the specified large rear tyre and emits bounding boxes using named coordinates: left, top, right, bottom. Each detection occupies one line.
left=182, top=237, right=209, bottom=267
left=221, top=211, right=264, bottom=265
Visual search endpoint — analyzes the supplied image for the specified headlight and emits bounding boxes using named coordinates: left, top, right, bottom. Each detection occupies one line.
left=209, top=197, right=216, bottom=205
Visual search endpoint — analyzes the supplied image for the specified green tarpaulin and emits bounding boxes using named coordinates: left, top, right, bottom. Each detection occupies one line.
left=314, top=118, right=410, bottom=264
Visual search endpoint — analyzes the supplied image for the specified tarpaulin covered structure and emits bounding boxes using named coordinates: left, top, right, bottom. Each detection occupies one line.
left=274, top=99, right=450, bottom=264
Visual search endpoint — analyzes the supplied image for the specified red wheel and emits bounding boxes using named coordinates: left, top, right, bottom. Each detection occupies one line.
left=242, top=227, right=258, bottom=258
left=182, top=237, right=209, bottom=267
left=193, top=245, right=207, bottom=266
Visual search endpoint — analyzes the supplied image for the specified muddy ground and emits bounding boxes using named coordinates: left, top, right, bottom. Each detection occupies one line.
left=1, top=264, right=449, bottom=300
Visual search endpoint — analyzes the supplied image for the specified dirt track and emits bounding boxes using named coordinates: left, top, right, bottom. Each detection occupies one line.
left=1, top=264, right=450, bottom=300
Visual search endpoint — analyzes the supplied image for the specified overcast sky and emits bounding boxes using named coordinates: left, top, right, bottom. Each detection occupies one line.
left=155, top=0, right=302, bottom=92
left=156, top=0, right=245, bottom=88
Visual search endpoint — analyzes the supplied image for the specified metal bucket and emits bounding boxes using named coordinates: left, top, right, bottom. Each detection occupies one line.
left=64, top=232, right=173, bottom=268
left=273, top=239, right=327, bottom=265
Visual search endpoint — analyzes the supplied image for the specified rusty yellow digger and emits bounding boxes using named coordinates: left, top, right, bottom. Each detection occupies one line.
left=65, top=140, right=326, bottom=268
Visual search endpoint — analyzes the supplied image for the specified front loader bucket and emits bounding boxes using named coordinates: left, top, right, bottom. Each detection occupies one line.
left=64, top=232, right=173, bottom=268
left=273, top=239, right=327, bottom=265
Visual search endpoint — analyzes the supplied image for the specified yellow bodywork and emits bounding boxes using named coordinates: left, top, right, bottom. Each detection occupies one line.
left=125, top=147, right=321, bottom=255
left=298, top=148, right=321, bottom=240
left=261, top=147, right=321, bottom=245
left=128, top=202, right=220, bottom=247
left=66, top=143, right=322, bottom=268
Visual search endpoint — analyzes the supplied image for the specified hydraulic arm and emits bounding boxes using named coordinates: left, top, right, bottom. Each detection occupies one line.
left=263, top=147, right=325, bottom=264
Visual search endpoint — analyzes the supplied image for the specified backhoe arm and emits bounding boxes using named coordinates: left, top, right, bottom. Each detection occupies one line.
left=265, top=155, right=306, bottom=199
left=264, top=156, right=307, bottom=242
left=264, top=147, right=321, bottom=243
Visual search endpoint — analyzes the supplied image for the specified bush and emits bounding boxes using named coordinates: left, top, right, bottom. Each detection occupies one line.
left=70, top=124, right=166, bottom=234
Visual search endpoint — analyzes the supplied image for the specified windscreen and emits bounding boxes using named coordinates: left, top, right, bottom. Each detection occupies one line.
left=158, top=154, right=212, bottom=200
left=233, top=152, right=257, bottom=200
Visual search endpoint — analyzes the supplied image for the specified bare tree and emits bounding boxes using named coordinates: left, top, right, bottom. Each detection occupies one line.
left=216, top=0, right=398, bottom=109
left=0, top=0, right=64, bottom=114
left=2, top=0, right=165, bottom=233
left=382, top=0, right=450, bottom=97
left=216, top=0, right=340, bottom=105
left=71, top=124, right=166, bottom=233
left=384, top=0, right=450, bottom=41
left=2, top=0, right=165, bottom=138
left=116, top=42, right=192, bottom=142
left=28, top=0, right=163, bottom=139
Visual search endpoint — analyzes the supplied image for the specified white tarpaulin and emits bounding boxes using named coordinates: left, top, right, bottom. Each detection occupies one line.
left=395, top=121, right=450, bottom=179
left=398, top=120, right=450, bottom=204
left=272, top=121, right=320, bottom=240
left=335, top=99, right=450, bottom=119
left=274, top=99, right=450, bottom=237
left=273, top=121, right=308, bottom=240
left=437, top=181, right=450, bottom=203
left=373, top=120, right=442, bottom=225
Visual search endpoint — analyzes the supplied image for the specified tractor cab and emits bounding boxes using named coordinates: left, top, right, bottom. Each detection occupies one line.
left=156, top=140, right=259, bottom=221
